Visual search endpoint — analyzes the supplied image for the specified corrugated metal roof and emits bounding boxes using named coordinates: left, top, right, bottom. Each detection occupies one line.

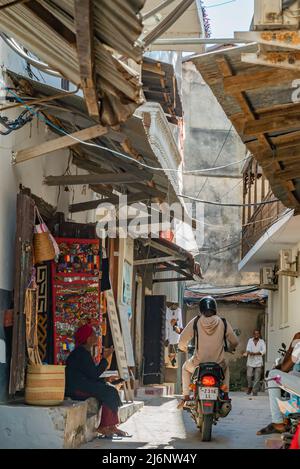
left=0, top=0, right=146, bottom=126
left=6, top=69, right=179, bottom=204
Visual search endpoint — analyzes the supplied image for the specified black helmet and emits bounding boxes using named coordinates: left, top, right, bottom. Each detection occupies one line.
left=199, top=296, right=217, bottom=316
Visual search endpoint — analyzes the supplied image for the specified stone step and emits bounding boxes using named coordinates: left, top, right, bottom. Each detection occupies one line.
left=0, top=398, right=144, bottom=448
left=135, top=384, right=174, bottom=400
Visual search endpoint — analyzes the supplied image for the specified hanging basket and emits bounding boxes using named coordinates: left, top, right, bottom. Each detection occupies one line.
left=33, top=231, right=56, bottom=264
left=33, top=207, right=56, bottom=264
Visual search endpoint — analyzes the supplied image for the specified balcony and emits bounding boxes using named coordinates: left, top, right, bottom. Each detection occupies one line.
left=241, top=159, right=286, bottom=259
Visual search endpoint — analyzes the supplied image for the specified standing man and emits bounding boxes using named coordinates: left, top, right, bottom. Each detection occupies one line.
left=165, top=303, right=183, bottom=367
left=246, top=330, right=266, bottom=396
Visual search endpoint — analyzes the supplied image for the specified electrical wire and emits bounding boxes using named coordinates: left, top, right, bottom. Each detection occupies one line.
left=178, top=193, right=279, bottom=207
left=204, top=0, right=236, bottom=7
left=1, top=83, right=286, bottom=213
left=2, top=82, right=250, bottom=175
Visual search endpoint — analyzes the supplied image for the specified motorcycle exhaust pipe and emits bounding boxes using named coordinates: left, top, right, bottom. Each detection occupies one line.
left=219, top=401, right=232, bottom=418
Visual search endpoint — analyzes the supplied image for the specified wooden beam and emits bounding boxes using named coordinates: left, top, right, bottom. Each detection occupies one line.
left=69, top=192, right=152, bottom=213
left=276, top=167, right=300, bottom=181
left=223, top=69, right=299, bottom=95
left=235, top=30, right=300, bottom=51
left=133, top=256, right=182, bottom=266
left=14, top=125, right=108, bottom=164
left=259, top=144, right=300, bottom=165
left=242, top=51, right=300, bottom=72
left=243, top=115, right=300, bottom=137
left=74, top=0, right=99, bottom=119
left=44, top=173, right=151, bottom=186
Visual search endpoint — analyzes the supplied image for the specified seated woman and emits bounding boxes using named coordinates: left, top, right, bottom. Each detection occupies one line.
left=65, top=323, right=129, bottom=438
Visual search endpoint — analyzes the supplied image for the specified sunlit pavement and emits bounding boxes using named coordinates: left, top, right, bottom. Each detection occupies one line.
left=82, top=392, right=272, bottom=449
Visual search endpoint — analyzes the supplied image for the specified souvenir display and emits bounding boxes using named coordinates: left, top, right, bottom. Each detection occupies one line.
left=52, top=238, right=102, bottom=364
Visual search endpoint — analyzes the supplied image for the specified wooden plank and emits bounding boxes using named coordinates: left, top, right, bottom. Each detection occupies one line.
left=242, top=51, right=300, bottom=72
left=44, top=173, right=151, bottom=186
left=259, top=144, right=300, bottom=164
left=142, top=62, right=166, bottom=76
left=69, top=192, right=152, bottom=213
left=276, top=167, right=300, bottom=181
left=133, top=256, right=182, bottom=266
left=14, top=125, right=108, bottom=163
left=74, top=0, right=99, bottom=119
left=223, top=69, right=299, bottom=95
left=105, top=289, right=130, bottom=383
left=243, top=115, right=300, bottom=137
left=9, top=192, right=35, bottom=394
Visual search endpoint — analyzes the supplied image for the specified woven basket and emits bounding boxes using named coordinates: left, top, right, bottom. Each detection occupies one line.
left=25, top=364, right=65, bottom=406
left=33, top=231, right=55, bottom=264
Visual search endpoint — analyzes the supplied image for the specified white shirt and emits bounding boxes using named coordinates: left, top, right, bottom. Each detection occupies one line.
left=165, top=307, right=183, bottom=345
left=246, top=338, right=266, bottom=368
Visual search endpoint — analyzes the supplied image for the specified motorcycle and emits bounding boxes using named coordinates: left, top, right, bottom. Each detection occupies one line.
left=185, top=362, right=232, bottom=442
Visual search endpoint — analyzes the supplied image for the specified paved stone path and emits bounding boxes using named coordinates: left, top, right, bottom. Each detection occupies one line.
left=82, top=392, right=272, bottom=449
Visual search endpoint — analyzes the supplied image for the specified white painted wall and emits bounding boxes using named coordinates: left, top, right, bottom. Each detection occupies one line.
left=266, top=239, right=300, bottom=368
left=0, top=40, right=96, bottom=293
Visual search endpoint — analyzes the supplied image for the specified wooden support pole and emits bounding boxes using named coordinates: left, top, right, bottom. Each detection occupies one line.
left=14, top=125, right=108, bottom=164
left=44, top=173, right=151, bottom=186
left=74, top=0, right=99, bottom=119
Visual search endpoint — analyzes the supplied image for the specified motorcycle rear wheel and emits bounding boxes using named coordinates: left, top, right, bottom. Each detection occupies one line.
left=200, top=414, right=213, bottom=442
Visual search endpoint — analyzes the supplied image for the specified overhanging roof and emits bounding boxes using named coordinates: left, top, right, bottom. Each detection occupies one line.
left=6, top=69, right=181, bottom=208
left=190, top=44, right=300, bottom=212
left=135, top=236, right=202, bottom=281
left=0, top=0, right=145, bottom=126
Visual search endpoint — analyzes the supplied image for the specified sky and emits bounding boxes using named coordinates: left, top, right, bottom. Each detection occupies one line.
left=202, top=0, right=254, bottom=38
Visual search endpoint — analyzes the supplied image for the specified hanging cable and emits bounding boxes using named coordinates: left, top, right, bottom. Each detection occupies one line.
left=178, top=193, right=279, bottom=207
left=2, top=82, right=250, bottom=175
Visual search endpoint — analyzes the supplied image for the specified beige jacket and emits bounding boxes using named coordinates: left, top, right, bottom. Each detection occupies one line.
left=178, top=315, right=239, bottom=366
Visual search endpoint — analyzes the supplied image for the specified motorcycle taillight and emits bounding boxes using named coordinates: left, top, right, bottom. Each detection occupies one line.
left=201, top=375, right=217, bottom=387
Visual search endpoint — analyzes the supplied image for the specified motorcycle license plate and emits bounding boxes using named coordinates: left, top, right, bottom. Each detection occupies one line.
left=199, top=387, right=218, bottom=400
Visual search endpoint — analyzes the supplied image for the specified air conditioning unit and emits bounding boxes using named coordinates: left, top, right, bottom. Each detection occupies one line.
left=279, top=249, right=293, bottom=272
left=278, top=249, right=299, bottom=277
left=260, top=267, right=275, bottom=286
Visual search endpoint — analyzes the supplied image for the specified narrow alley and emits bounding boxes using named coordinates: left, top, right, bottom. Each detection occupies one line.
left=83, top=393, right=271, bottom=450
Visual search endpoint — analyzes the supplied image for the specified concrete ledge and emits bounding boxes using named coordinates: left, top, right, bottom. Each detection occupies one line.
left=0, top=398, right=144, bottom=448
left=119, top=401, right=144, bottom=423
left=0, top=400, right=88, bottom=449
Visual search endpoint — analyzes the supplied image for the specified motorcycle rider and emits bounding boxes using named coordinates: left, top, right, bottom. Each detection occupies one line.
left=178, top=296, right=239, bottom=406
left=257, top=332, right=300, bottom=436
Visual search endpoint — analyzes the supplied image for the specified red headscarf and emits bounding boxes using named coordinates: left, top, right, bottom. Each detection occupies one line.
left=75, top=324, right=94, bottom=348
